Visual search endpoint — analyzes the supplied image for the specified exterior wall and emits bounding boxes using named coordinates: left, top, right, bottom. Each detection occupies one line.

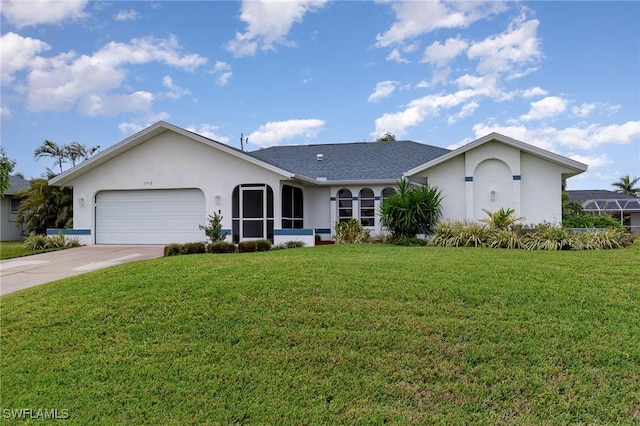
left=327, top=184, right=395, bottom=238
left=303, top=186, right=331, bottom=239
left=628, top=212, right=640, bottom=233
left=67, top=132, right=288, bottom=244
left=520, top=153, right=564, bottom=225
left=1, top=196, right=24, bottom=241
left=414, top=155, right=466, bottom=222
left=411, top=141, right=568, bottom=226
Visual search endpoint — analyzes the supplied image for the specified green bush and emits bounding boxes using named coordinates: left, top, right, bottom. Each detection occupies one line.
left=237, top=241, right=258, bottom=253
left=487, top=229, right=529, bottom=250
left=23, top=233, right=75, bottom=250
left=480, top=207, right=525, bottom=230
left=388, top=237, right=429, bottom=246
left=182, top=242, right=206, bottom=255
left=207, top=242, right=237, bottom=254
left=563, top=213, right=626, bottom=231
left=334, top=218, right=370, bottom=244
left=164, top=243, right=183, bottom=257
left=199, top=212, right=226, bottom=243
left=380, top=178, right=443, bottom=238
left=255, top=239, right=272, bottom=252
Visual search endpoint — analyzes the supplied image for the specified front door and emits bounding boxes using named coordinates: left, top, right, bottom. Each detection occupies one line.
left=241, top=186, right=266, bottom=239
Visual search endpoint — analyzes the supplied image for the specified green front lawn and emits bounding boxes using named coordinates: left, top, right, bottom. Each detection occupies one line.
left=0, top=241, right=66, bottom=260
left=1, top=244, right=639, bottom=424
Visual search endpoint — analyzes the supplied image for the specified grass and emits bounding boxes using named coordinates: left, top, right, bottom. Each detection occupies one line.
left=0, top=241, right=65, bottom=260
left=1, top=243, right=639, bottom=424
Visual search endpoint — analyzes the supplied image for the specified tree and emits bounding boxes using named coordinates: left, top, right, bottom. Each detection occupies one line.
left=65, top=141, right=100, bottom=166
left=380, top=178, right=443, bottom=239
left=611, top=175, right=640, bottom=197
left=376, top=132, right=396, bottom=142
left=34, top=140, right=66, bottom=174
left=0, top=147, right=16, bottom=197
left=480, top=208, right=525, bottom=230
left=17, top=179, right=73, bottom=234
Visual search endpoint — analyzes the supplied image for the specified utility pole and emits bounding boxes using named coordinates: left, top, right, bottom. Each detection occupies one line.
left=240, top=133, right=249, bottom=152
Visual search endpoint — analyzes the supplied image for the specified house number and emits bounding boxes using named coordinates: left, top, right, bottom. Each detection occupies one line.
left=144, top=181, right=153, bottom=186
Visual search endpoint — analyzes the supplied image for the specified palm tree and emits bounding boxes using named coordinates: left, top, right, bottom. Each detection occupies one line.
left=34, top=140, right=66, bottom=174
left=65, top=141, right=100, bottom=166
left=611, top=175, right=640, bottom=197
left=16, top=178, right=73, bottom=234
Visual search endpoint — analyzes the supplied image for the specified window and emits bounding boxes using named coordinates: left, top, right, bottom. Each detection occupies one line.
left=10, top=198, right=21, bottom=214
left=359, top=188, right=375, bottom=226
left=337, top=188, right=352, bottom=222
left=381, top=187, right=395, bottom=204
left=282, top=185, right=303, bottom=229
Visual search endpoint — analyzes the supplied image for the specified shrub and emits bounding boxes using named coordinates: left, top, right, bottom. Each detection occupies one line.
left=199, top=212, right=226, bottom=243
left=23, top=233, right=73, bottom=250
left=237, top=240, right=258, bottom=253
left=480, top=207, right=525, bottom=230
left=530, top=225, right=572, bottom=251
left=563, top=213, right=626, bottom=231
left=164, top=243, right=183, bottom=257
left=207, top=242, right=237, bottom=254
left=255, top=239, right=272, bottom=252
left=380, top=178, right=443, bottom=239
left=389, top=237, right=429, bottom=246
left=182, top=242, right=206, bottom=255
left=487, top=229, right=529, bottom=250
left=65, top=236, right=82, bottom=248
left=334, top=218, right=370, bottom=244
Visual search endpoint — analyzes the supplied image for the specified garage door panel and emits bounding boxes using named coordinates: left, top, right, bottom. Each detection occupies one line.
left=96, top=189, right=205, bottom=244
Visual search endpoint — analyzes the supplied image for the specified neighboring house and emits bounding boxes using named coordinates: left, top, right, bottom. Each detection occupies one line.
left=567, top=190, right=640, bottom=233
left=1, top=175, right=30, bottom=241
left=49, top=121, right=587, bottom=245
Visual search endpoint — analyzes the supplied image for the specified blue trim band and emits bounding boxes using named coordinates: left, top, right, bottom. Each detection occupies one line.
left=315, top=228, right=331, bottom=234
left=330, top=197, right=336, bottom=201
left=374, top=196, right=381, bottom=201
left=513, top=175, right=521, bottom=181
left=352, top=197, right=358, bottom=201
left=221, top=229, right=232, bottom=235
left=46, top=228, right=91, bottom=236
left=274, top=229, right=314, bottom=236
left=465, top=176, right=473, bottom=182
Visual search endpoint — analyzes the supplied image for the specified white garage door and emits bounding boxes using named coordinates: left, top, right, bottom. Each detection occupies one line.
left=95, top=189, right=205, bottom=244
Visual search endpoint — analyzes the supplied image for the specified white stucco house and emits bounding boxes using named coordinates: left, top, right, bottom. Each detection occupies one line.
left=49, top=121, right=587, bottom=245
left=1, top=175, right=30, bottom=241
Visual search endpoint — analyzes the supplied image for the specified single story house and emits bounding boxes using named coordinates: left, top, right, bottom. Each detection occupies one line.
left=1, top=175, right=30, bottom=241
left=566, top=190, right=640, bottom=233
left=49, top=121, right=587, bottom=245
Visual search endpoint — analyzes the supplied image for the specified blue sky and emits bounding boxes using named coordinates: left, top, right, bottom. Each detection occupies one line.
left=1, top=0, right=638, bottom=190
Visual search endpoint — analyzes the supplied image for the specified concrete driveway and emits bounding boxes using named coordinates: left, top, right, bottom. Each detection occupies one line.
left=0, top=245, right=164, bottom=296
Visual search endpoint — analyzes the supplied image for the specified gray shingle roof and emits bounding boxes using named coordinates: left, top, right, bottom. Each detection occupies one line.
left=246, top=140, right=451, bottom=181
left=566, top=190, right=639, bottom=202
left=5, top=175, right=31, bottom=195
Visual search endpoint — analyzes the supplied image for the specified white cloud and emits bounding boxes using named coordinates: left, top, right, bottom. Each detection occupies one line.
left=447, top=101, right=479, bottom=124
left=374, top=89, right=478, bottom=136
left=521, top=86, right=547, bottom=98
left=160, top=76, right=191, bottom=99
left=186, top=124, right=230, bottom=144
left=467, top=17, right=541, bottom=77
left=248, top=119, right=326, bottom=147
left=227, top=0, right=328, bottom=57
left=470, top=120, right=640, bottom=152
left=375, top=1, right=506, bottom=48
left=22, top=35, right=206, bottom=114
left=423, top=37, right=469, bottom=67
left=115, top=9, right=139, bottom=22
left=368, top=81, right=398, bottom=103
left=520, top=96, right=568, bottom=121
left=1, top=106, right=11, bottom=121
left=0, top=32, right=51, bottom=86
left=571, top=102, right=597, bottom=118
left=386, top=48, right=409, bottom=63
left=118, top=112, right=170, bottom=135
left=211, top=61, right=233, bottom=86
left=568, top=153, right=612, bottom=169
left=0, top=0, right=88, bottom=28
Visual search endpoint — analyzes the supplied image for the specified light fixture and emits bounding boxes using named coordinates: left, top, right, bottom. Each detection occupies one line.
left=79, top=197, right=85, bottom=207
left=215, top=194, right=221, bottom=205
left=490, top=190, right=496, bottom=201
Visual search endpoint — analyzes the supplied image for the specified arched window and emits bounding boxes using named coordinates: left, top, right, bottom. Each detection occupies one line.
left=359, top=188, right=375, bottom=226
left=282, top=185, right=303, bottom=229
left=232, top=184, right=274, bottom=243
left=381, top=187, right=395, bottom=204
left=337, top=188, right=352, bottom=222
